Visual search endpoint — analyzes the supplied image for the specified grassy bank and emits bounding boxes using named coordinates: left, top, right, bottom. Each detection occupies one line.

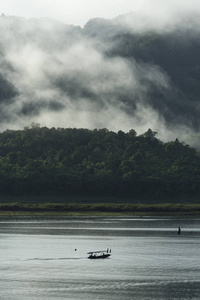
left=0, top=202, right=200, bottom=216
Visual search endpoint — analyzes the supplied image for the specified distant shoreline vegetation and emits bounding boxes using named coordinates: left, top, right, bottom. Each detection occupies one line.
left=0, top=126, right=199, bottom=203
left=0, top=203, right=200, bottom=216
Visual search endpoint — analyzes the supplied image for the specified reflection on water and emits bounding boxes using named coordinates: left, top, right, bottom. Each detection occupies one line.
left=0, top=216, right=200, bottom=299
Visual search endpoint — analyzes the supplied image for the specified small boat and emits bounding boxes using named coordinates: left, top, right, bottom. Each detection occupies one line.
left=87, top=249, right=111, bottom=259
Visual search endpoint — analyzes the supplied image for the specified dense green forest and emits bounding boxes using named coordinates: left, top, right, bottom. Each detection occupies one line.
left=0, top=126, right=199, bottom=202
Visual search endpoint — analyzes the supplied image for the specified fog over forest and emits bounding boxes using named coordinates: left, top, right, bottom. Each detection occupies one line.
left=0, top=11, right=200, bottom=145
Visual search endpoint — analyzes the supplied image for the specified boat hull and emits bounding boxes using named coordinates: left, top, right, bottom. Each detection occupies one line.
left=88, top=254, right=111, bottom=259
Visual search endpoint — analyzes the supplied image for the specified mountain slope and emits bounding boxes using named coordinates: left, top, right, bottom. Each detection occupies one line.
left=0, top=13, right=200, bottom=143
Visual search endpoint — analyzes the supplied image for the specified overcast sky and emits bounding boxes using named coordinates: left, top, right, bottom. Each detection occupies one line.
left=1, top=0, right=200, bottom=26
left=0, top=0, right=200, bottom=141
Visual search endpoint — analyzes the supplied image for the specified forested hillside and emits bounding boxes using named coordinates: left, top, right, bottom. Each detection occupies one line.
left=0, top=14, right=200, bottom=145
left=0, top=126, right=199, bottom=200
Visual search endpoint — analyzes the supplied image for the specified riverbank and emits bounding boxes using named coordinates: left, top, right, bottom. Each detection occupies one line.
left=0, top=203, right=200, bottom=216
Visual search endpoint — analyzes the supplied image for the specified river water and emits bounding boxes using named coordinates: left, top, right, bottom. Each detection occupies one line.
left=0, top=216, right=200, bottom=299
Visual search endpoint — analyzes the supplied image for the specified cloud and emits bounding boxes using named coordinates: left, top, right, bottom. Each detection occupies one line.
left=0, top=12, right=199, bottom=144
left=2, top=0, right=200, bottom=27
left=114, top=1, right=200, bottom=34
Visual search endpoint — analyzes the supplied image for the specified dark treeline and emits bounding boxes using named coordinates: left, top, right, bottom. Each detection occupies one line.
left=0, top=126, right=199, bottom=200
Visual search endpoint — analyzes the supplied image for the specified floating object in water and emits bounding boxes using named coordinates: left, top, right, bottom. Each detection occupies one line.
left=87, top=249, right=111, bottom=259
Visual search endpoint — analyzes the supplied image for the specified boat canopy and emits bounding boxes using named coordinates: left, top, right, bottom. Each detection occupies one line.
left=87, top=250, right=108, bottom=254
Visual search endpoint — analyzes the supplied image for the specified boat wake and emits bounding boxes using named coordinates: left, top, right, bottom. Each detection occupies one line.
left=27, top=257, right=87, bottom=261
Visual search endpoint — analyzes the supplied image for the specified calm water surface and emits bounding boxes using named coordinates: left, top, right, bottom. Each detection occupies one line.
left=0, top=216, right=200, bottom=299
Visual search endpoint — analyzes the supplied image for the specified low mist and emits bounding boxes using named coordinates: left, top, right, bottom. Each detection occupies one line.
left=0, top=11, right=200, bottom=145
